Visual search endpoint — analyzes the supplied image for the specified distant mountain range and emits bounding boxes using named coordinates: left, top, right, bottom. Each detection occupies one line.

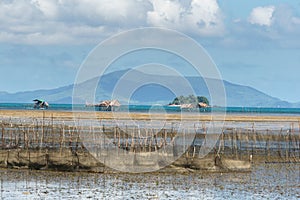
left=0, top=69, right=299, bottom=108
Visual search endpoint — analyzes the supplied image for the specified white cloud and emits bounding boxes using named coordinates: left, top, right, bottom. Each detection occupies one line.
left=248, top=5, right=275, bottom=26
left=147, top=0, right=183, bottom=28
left=147, top=0, right=225, bottom=36
left=0, top=0, right=225, bottom=45
left=66, top=0, right=151, bottom=26
left=31, top=0, right=59, bottom=19
left=0, top=0, right=151, bottom=44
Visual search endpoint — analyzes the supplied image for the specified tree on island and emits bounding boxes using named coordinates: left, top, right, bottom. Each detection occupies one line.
left=197, top=96, right=209, bottom=106
left=169, top=95, right=209, bottom=107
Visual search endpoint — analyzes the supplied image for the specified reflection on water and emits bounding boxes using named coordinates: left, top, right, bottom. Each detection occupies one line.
left=0, top=164, right=299, bottom=200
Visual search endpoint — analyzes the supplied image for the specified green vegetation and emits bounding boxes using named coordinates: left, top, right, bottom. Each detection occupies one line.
left=170, top=95, right=209, bottom=106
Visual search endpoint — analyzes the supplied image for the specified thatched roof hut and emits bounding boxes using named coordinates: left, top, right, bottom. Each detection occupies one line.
left=96, top=100, right=121, bottom=111
left=198, top=102, right=208, bottom=108
left=180, top=104, right=195, bottom=109
left=33, top=99, right=49, bottom=109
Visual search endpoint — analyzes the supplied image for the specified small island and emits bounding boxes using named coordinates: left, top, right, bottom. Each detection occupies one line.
left=169, top=95, right=210, bottom=109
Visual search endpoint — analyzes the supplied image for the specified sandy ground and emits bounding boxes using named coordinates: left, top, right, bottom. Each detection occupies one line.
left=0, top=109, right=299, bottom=122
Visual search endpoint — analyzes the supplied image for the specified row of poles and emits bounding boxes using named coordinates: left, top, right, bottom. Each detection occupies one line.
left=0, top=116, right=300, bottom=162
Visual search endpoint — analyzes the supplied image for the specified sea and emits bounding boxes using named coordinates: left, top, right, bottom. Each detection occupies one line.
left=1, top=103, right=300, bottom=116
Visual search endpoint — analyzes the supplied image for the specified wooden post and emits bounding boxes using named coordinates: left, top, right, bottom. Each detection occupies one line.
left=41, top=113, right=45, bottom=149
left=278, top=128, right=283, bottom=159
left=51, top=113, right=54, bottom=147
left=9, top=121, right=12, bottom=147
left=35, top=120, right=39, bottom=149
left=192, top=127, right=196, bottom=158
left=164, top=129, right=167, bottom=147
left=23, top=126, right=26, bottom=149
left=149, top=129, right=153, bottom=152
left=131, top=127, right=135, bottom=152
left=234, top=129, right=238, bottom=160
left=69, top=127, right=73, bottom=152
left=114, top=126, right=117, bottom=145
left=239, top=129, right=242, bottom=159
left=1, top=124, right=4, bottom=148
left=154, top=129, right=157, bottom=152
left=118, top=127, right=121, bottom=148
left=285, top=129, right=289, bottom=161
left=125, top=127, right=128, bottom=150
left=26, top=126, right=30, bottom=149
left=59, top=125, right=62, bottom=154
left=145, top=128, right=149, bottom=152
left=62, top=122, right=66, bottom=149
left=265, top=129, right=270, bottom=161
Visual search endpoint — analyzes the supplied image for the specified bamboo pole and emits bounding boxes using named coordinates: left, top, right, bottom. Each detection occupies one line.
left=154, top=129, right=157, bottom=152
left=1, top=123, right=4, bottom=148
left=118, top=127, right=121, bottom=148
left=42, top=111, right=45, bottom=147
left=131, top=127, right=135, bottom=152
left=114, top=126, right=116, bottom=145
left=234, top=129, right=238, bottom=159
left=59, top=124, right=63, bottom=154
left=265, top=129, right=270, bottom=161
left=285, top=129, right=289, bottom=161
left=192, top=127, right=196, bottom=158
left=277, top=128, right=283, bottom=159
left=125, top=126, right=128, bottom=150
left=149, top=128, right=152, bottom=152
left=9, top=121, right=12, bottom=147
left=51, top=113, right=54, bottom=147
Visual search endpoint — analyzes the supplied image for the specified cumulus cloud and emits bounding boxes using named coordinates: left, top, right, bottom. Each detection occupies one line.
left=31, top=0, right=59, bottom=19
left=147, top=0, right=225, bottom=36
left=0, top=0, right=151, bottom=44
left=228, top=4, right=300, bottom=49
left=248, top=5, right=275, bottom=26
left=0, top=0, right=224, bottom=45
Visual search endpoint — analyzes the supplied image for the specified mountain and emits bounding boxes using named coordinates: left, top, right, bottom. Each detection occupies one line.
left=0, top=69, right=296, bottom=107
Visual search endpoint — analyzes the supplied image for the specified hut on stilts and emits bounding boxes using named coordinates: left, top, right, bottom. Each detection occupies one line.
left=95, top=100, right=121, bottom=111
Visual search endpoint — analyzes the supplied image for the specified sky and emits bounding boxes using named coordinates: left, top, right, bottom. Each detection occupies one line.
left=0, top=0, right=300, bottom=103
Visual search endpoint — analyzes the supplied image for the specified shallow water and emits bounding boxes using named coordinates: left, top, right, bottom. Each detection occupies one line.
left=0, top=164, right=299, bottom=200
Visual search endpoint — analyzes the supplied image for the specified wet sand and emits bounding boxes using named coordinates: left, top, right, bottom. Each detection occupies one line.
left=0, top=109, right=300, bottom=122
left=0, top=163, right=299, bottom=199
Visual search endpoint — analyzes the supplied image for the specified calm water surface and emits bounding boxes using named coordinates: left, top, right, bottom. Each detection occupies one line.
left=2, top=103, right=300, bottom=116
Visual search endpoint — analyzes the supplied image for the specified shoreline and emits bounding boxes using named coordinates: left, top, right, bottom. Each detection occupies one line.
left=0, top=109, right=300, bottom=122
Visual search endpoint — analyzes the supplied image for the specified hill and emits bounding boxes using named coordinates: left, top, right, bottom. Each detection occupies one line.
left=0, top=69, right=296, bottom=107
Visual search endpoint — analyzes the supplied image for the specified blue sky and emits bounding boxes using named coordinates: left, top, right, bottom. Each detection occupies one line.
left=0, top=0, right=300, bottom=102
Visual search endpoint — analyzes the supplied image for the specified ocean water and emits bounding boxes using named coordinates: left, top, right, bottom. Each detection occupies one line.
left=1, top=103, right=300, bottom=115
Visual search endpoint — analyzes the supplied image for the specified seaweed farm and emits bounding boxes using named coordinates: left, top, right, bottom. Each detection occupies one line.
left=0, top=112, right=299, bottom=173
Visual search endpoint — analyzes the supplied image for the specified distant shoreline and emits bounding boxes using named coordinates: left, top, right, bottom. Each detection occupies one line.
left=1, top=103, right=300, bottom=116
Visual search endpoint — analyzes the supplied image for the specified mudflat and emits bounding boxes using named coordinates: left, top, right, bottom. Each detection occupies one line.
left=0, top=109, right=299, bottom=122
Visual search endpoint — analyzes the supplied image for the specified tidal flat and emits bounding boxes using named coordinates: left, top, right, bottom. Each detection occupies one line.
left=0, top=163, right=299, bottom=200
left=0, top=110, right=299, bottom=199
